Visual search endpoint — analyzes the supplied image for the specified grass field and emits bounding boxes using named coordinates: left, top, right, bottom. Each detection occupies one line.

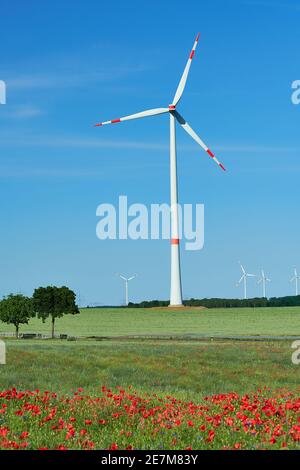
left=1, top=338, right=298, bottom=397
left=1, top=307, right=299, bottom=449
left=0, top=306, right=299, bottom=338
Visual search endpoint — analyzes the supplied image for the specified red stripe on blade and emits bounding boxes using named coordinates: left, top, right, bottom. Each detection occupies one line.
left=196, top=33, right=200, bottom=42
left=111, top=119, right=121, bottom=124
left=207, top=149, right=214, bottom=158
left=94, top=123, right=103, bottom=127
left=219, top=163, right=226, bottom=171
left=189, top=50, right=195, bottom=59
left=171, top=238, right=180, bottom=245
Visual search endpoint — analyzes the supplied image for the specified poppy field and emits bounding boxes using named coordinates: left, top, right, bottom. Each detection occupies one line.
left=1, top=308, right=299, bottom=451
left=0, top=386, right=299, bottom=450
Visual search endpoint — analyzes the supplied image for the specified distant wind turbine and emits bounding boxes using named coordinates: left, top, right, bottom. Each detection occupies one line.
left=237, top=262, right=256, bottom=300
left=119, top=275, right=136, bottom=306
left=257, top=269, right=271, bottom=298
left=290, top=267, right=300, bottom=296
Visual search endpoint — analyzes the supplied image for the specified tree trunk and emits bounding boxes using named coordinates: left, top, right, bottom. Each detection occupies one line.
left=15, top=324, right=19, bottom=339
left=51, top=317, right=55, bottom=339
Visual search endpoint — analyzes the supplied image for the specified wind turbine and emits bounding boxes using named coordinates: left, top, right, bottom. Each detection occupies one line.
left=119, top=275, right=136, bottom=306
left=95, top=34, right=226, bottom=307
left=237, top=262, right=256, bottom=300
left=290, top=267, right=300, bottom=296
left=257, top=269, right=271, bottom=298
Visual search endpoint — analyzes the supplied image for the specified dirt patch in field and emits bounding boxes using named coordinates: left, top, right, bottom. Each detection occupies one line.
left=150, top=306, right=207, bottom=311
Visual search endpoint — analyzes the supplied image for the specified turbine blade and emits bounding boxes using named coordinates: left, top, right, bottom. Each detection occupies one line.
left=239, top=262, right=246, bottom=275
left=247, top=274, right=256, bottom=277
left=95, top=108, right=169, bottom=127
left=257, top=278, right=262, bottom=284
left=172, top=33, right=200, bottom=106
left=119, top=275, right=127, bottom=281
left=173, top=111, right=226, bottom=171
left=238, top=275, right=245, bottom=284
left=127, top=276, right=136, bottom=281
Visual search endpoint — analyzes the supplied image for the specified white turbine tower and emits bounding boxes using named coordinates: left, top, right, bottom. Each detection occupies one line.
left=237, top=262, right=256, bottom=300
left=95, top=34, right=226, bottom=306
left=119, top=275, right=136, bottom=306
left=290, top=267, right=300, bottom=296
left=257, top=269, right=271, bottom=298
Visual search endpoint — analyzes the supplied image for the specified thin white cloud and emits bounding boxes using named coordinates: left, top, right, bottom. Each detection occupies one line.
left=0, top=166, right=104, bottom=179
left=7, top=65, right=152, bottom=91
left=0, top=105, right=43, bottom=119
left=215, top=145, right=300, bottom=153
left=0, top=133, right=299, bottom=154
left=8, top=73, right=107, bottom=90
left=242, top=0, right=300, bottom=10
left=43, top=136, right=168, bottom=150
left=0, top=134, right=168, bottom=150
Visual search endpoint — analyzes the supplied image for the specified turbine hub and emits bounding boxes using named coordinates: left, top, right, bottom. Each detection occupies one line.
left=168, top=104, right=176, bottom=111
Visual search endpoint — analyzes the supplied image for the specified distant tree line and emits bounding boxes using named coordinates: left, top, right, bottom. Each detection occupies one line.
left=0, top=286, right=79, bottom=338
left=127, top=296, right=300, bottom=309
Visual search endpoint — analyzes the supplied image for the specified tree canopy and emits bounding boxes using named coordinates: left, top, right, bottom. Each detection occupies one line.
left=127, top=295, right=300, bottom=309
left=0, top=294, right=35, bottom=338
left=33, top=286, right=79, bottom=338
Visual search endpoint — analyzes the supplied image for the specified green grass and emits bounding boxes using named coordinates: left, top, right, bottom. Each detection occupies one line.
left=0, top=306, right=299, bottom=337
left=1, top=339, right=298, bottom=399
left=1, top=307, right=299, bottom=450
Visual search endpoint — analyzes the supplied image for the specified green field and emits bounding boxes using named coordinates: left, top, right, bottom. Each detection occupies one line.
left=1, top=339, right=299, bottom=398
left=1, top=307, right=299, bottom=396
left=1, top=307, right=299, bottom=450
left=0, top=306, right=299, bottom=338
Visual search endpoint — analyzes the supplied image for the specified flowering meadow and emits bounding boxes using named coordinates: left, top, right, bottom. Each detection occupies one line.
left=0, top=386, right=299, bottom=450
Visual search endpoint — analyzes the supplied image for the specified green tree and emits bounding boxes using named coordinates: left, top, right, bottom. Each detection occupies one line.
left=0, top=294, right=35, bottom=338
left=33, top=286, right=79, bottom=338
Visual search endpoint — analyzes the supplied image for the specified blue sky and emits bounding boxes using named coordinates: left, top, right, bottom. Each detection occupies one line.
left=0, top=0, right=299, bottom=305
